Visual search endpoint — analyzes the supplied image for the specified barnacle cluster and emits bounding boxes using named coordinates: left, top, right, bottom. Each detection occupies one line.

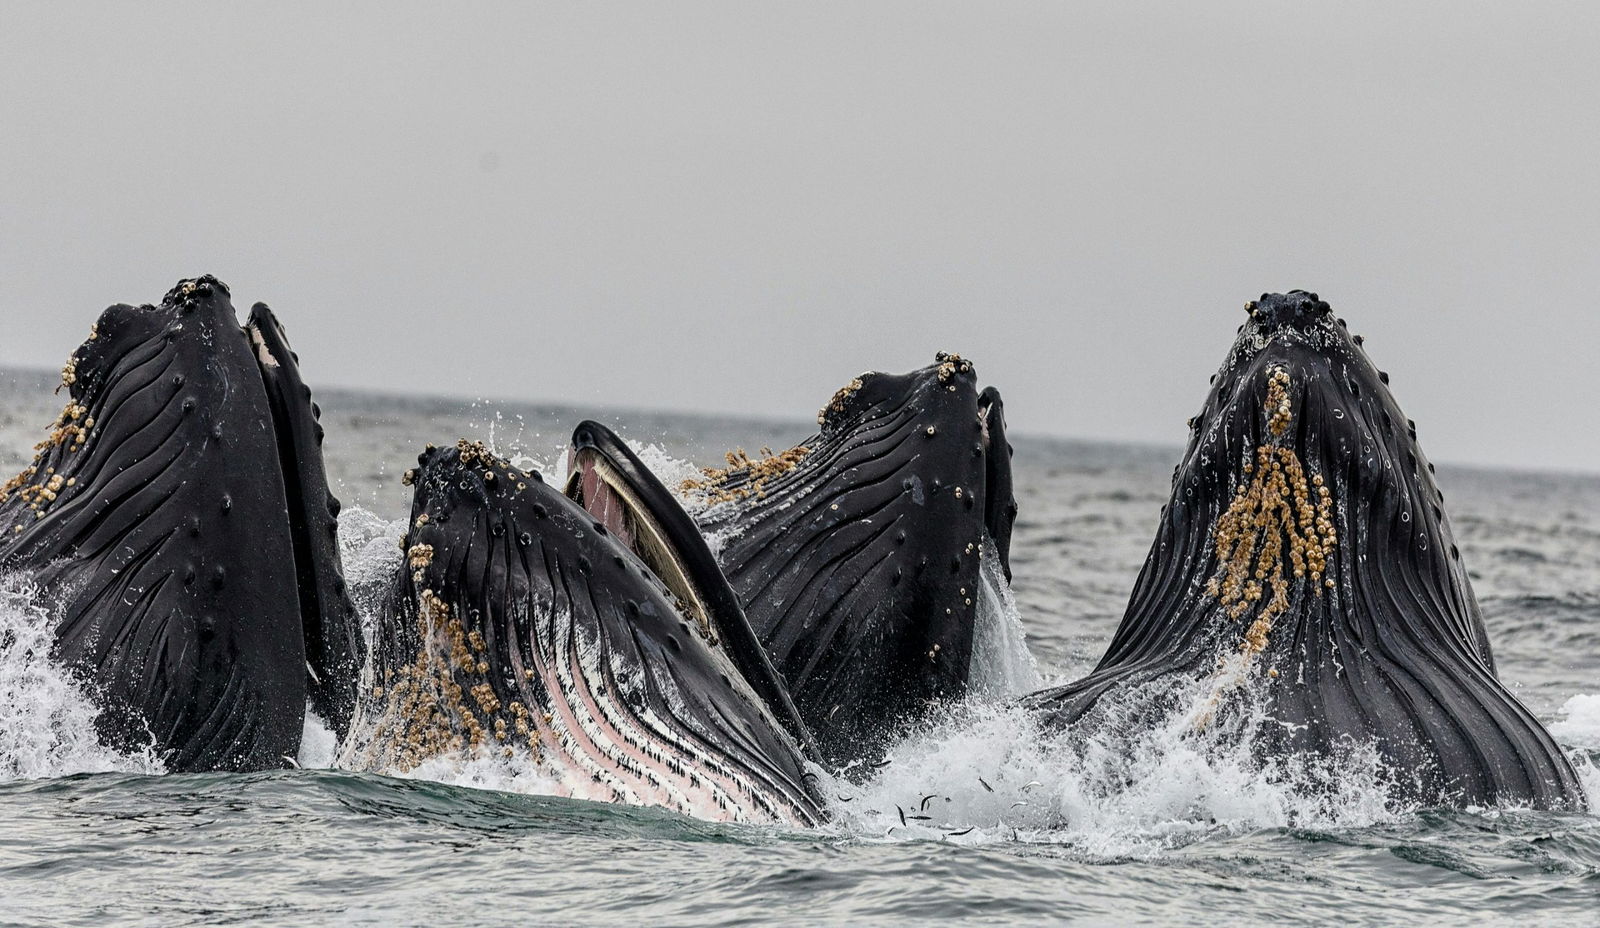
left=38, top=401, right=94, bottom=453
left=1266, top=367, right=1293, bottom=437
left=454, top=438, right=495, bottom=468
left=364, top=587, right=541, bottom=770
left=2, top=395, right=94, bottom=526
left=402, top=439, right=529, bottom=493
left=407, top=543, right=434, bottom=584
left=681, top=444, right=810, bottom=505
left=817, top=377, right=864, bottom=426
left=1203, top=366, right=1337, bottom=668
left=934, top=351, right=972, bottom=384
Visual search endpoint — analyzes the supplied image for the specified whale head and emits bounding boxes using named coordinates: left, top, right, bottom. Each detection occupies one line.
left=1028, top=291, right=1585, bottom=810
left=688, top=354, right=1016, bottom=766
left=345, top=440, right=824, bottom=825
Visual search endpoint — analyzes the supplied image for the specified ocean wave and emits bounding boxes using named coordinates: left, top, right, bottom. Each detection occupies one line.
left=1551, top=694, right=1600, bottom=751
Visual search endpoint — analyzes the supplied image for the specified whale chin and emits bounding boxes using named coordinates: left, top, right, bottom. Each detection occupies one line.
left=1027, top=291, right=1586, bottom=811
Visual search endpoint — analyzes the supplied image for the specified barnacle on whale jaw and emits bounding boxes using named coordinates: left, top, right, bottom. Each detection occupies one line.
left=1194, top=364, right=1338, bottom=726
left=817, top=377, right=864, bottom=426
left=1203, top=366, right=1337, bottom=655
left=679, top=444, right=811, bottom=506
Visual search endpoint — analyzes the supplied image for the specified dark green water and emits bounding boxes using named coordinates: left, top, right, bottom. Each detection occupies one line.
left=1, top=371, right=1597, bottom=926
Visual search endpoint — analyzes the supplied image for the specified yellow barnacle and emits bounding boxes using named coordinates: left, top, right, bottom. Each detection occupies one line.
left=1203, top=364, right=1339, bottom=671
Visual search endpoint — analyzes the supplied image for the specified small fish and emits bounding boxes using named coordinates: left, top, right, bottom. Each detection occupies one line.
left=945, top=826, right=976, bottom=838
left=978, top=777, right=994, bottom=793
left=871, top=758, right=894, bottom=769
left=1021, top=781, right=1042, bottom=792
left=919, top=794, right=938, bottom=811
left=897, top=805, right=907, bottom=826
left=1009, top=800, right=1028, bottom=809
left=907, top=814, right=932, bottom=821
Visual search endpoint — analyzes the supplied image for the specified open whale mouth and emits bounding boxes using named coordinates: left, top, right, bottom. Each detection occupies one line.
left=349, top=439, right=827, bottom=824
left=565, top=429, right=715, bottom=641
left=563, top=421, right=819, bottom=759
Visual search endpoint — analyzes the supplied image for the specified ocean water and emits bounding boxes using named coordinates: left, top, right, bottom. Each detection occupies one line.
left=0, top=366, right=1596, bottom=927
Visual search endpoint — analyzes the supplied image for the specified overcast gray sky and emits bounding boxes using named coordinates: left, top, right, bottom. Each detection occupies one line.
left=3, top=2, right=1598, bottom=472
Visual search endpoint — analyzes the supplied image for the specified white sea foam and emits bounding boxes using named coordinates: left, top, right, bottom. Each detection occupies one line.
left=626, top=440, right=705, bottom=495
left=336, top=505, right=409, bottom=648
left=1550, top=694, right=1600, bottom=750
left=297, top=711, right=339, bottom=769
left=400, top=746, right=565, bottom=796
left=1551, top=694, right=1600, bottom=808
left=832, top=675, right=1407, bottom=856
left=0, top=572, right=163, bottom=779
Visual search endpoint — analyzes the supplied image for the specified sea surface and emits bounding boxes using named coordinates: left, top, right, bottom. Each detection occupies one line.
left=0, top=366, right=1596, bottom=927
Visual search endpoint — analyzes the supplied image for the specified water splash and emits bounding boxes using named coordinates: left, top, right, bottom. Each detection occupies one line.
left=1551, top=694, right=1600, bottom=750
left=1551, top=695, right=1600, bottom=807
left=834, top=675, right=1407, bottom=857
left=0, top=572, right=163, bottom=779
left=399, top=746, right=565, bottom=797
left=968, top=535, right=1040, bottom=698
left=336, top=505, right=409, bottom=649
left=298, top=711, right=339, bottom=769
left=626, top=439, right=705, bottom=492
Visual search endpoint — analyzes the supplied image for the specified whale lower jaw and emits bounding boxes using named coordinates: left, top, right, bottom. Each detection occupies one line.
left=341, top=593, right=820, bottom=827
left=518, top=604, right=817, bottom=825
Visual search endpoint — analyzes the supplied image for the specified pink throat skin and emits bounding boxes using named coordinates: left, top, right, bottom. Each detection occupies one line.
left=568, top=451, right=637, bottom=551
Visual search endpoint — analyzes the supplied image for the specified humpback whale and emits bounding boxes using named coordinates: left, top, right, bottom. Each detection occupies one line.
left=0, top=277, right=363, bottom=771
left=341, top=436, right=824, bottom=825
left=1026, top=292, right=1586, bottom=810
left=685, top=354, right=1017, bottom=767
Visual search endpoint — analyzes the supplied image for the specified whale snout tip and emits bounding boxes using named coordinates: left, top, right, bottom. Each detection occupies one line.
left=933, top=351, right=976, bottom=383
left=1246, top=291, right=1332, bottom=330
left=162, top=274, right=231, bottom=309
